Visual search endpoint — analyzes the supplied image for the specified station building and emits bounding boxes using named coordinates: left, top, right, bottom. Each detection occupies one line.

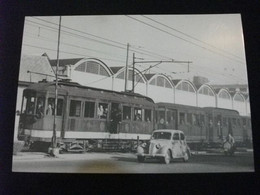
left=16, top=55, right=251, bottom=118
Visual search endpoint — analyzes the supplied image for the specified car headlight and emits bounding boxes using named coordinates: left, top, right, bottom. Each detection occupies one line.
left=141, top=143, right=147, bottom=148
left=155, top=143, right=161, bottom=149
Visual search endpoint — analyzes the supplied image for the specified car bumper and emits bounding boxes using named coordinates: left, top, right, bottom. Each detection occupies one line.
left=136, top=153, right=166, bottom=158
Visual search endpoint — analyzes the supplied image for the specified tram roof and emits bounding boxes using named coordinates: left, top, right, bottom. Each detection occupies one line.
left=25, top=81, right=155, bottom=106
left=203, top=107, right=240, bottom=115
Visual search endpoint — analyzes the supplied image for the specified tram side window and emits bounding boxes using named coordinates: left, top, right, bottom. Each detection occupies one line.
left=232, top=118, right=237, bottom=126
left=84, top=101, right=95, bottom=118
left=200, top=114, right=205, bottom=126
left=36, top=97, right=45, bottom=117
left=166, top=110, right=175, bottom=124
left=223, top=117, right=227, bottom=127
left=237, top=118, right=241, bottom=127
left=97, top=103, right=108, bottom=119
left=242, top=118, right=246, bottom=126
left=179, top=112, right=185, bottom=125
left=134, top=108, right=142, bottom=121
left=158, top=110, right=165, bottom=124
left=123, top=106, right=131, bottom=120
left=46, top=98, right=63, bottom=116
left=187, top=113, right=192, bottom=124
left=24, top=96, right=36, bottom=114
left=144, top=109, right=151, bottom=122
left=69, top=100, right=81, bottom=117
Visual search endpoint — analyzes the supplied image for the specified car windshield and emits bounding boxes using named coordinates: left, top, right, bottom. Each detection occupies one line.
left=152, top=132, right=172, bottom=140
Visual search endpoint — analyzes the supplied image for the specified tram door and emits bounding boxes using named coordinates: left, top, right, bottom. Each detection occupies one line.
left=110, top=103, right=121, bottom=133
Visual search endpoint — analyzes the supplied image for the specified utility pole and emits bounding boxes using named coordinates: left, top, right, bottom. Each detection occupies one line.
left=132, top=53, right=135, bottom=92
left=124, top=43, right=129, bottom=92
left=50, top=16, right=61, bottom=156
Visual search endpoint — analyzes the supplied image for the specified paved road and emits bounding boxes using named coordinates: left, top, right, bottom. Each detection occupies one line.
left=12, top=151, right=254, bottom=173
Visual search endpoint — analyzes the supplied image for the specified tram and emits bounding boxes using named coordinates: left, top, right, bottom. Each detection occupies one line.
left=17, top=80, right=252, bottom=151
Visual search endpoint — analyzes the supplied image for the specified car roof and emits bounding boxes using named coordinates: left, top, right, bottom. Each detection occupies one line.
left=153, top=129, right=184, bottom=134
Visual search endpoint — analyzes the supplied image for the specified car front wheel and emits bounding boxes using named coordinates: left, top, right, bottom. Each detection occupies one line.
left=183, top=151, right=189, bottom=162
left=163, top=150, right=171, bottom=164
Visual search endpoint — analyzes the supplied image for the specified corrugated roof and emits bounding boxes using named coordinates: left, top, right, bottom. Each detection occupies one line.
left=144, top=74, right=156, bottom=81
left=19, top=55, right=55, bottom=83
left=171, top=79, right=181, bottom=85
left=110, top=66, right=124, bottom=74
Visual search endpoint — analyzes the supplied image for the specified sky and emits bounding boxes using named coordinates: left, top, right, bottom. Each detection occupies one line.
left=20, top=14, right=248, bottom=85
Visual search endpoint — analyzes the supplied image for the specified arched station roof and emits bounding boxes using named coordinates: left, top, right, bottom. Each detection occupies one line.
left=144, top=73, right=174, bottom=88
left=216, top=88, right=232, bottom=99
left=172, top=79, right=197, bottom=92
left=197, top=84, right=216, bottom=97
left=72, top=58, right=114, bottom=76
left=232, top=91, right=246, bottom=102
left=112, top=66, right=147, bottom=83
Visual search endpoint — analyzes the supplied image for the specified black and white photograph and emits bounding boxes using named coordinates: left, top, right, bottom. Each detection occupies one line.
left=12, top=14, right=254, bottom=173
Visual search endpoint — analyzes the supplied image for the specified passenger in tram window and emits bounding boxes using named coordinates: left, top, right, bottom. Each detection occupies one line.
left=97, top=105, right=104, bottom=118
left=36, top=102, right=44, bottom=118
left=135, top=113, right=142, bottom=121
left=102, top=108, right=108, bottom=119
left=46, top=104, right=53, bottom=115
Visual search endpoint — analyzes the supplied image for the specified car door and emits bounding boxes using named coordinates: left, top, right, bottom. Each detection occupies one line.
left=172, top=132, right=181, bottom=157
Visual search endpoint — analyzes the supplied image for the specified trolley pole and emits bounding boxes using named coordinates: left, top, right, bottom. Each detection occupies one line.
left=50, top=16, right=62, bottom=156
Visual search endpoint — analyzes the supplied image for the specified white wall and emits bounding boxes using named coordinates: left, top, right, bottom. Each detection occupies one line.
left=147, top=85, right=174, bottom=103
left=217, top=97, right=232, bottom=109
left=175, top=90, right=196, bottom=106
left=197, top=94, right=216, bottom=107
left=70, top=71, right=113, bottom=90
left=233, top=100, right=247, bottom=116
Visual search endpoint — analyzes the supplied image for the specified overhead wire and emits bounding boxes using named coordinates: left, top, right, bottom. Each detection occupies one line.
left=125, top=15, right=245, bottom=65
left=141, top=15, right=245, bottom=61
left=24, top=16, right=247, bottom=84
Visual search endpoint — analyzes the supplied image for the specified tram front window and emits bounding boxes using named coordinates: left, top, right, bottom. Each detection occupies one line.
left=22, top=95, right=36, bottom=114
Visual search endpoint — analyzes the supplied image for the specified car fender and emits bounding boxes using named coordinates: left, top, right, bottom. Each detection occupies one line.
left=159, top=146, right=172, bottom=157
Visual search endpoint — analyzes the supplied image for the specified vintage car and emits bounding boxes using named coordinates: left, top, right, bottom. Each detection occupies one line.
left=136, top=129, right=191, bottom=164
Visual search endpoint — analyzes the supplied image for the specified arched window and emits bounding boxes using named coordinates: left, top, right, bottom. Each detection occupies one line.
left=86, top=61, right=99, bottom=74
left=136, top=74, right=144, bottom=83
left=116, top=71, right=125, bottom=79
left=234, top=94, right=244, bottom=102
left=165, top=80, right=172, bottom=88
left=219, top=91, right=230, bottom=99
left=75, top=61, right=110, bottom=76
left=100, top=65, right=109, bottom=76
left=75, top=62, right=86, bottom=72
left=150, top=78, right=156, bottom=85
left=157, top=77, right=164, bottom=87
